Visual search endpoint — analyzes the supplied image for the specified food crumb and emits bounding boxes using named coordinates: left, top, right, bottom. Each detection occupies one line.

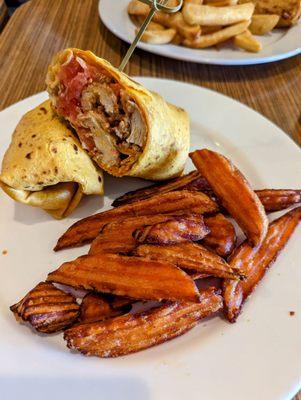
left=289, top=311, right=295, bottom=316
left=2, top=249, right=8, bottom=255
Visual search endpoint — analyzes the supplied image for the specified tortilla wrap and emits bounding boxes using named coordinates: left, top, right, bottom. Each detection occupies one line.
left=0, top=100, right=103, bottom=218
left=46, top=48, right=190, bottom=180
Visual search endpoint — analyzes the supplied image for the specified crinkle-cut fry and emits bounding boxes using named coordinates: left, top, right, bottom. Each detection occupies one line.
left=64, top=287, right=222, bottom=357
left=190, top=149, right=268, bottom=246
left=203, top=214, right=236, bottom=257
left=139, top=28, right=177, bottom=44
left=183, top=20, right=250, bottom=48
left=55, top=191, right=218, bottom=251
left=47, top=253, right=201, bottom=303
left=255, top=189, right=301, bottom=212
left=134, top=242, right=244, bottom=280
left=182, top=3, right=254, bottom=25
left=234, top=30, right=262, bottom=53
left=79, top=293, right=131, bottom=323
left=249, top=14, right=280, bottom=35
left=89, top=214, right=174, bottom=255
left=223, top=207, right=301, bottom=323
left=10, top=282, right=79, bottom=333
left=112, top=171, right=210, bottom=207
left=134, top=214, right=210, bottom=245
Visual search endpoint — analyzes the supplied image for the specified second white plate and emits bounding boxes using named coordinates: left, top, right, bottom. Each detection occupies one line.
left=99, top=0, right=301, bottom=66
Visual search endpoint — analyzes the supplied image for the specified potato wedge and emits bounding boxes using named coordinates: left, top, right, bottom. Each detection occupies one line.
left=234, top=30, right=262, bottom=52
left=10, top=282, right=79, bottom=333
left=223, top=207, right=301, bottom=322
left=203, top=214, right=236, bottom=257
left=191, top=149, right=268, bottom=246
left=249, top=14, right=280, bottom=35
left=47, top=253, right=201, bottom=303
left=183, top=20, right=250, bottom=48
left=205, top=0, right=238, bottom=6
left=255, top=0, right=301, bottom=27
left=134, top=242, right=244, bottom=279
left=134, top=214, right=210, bottom=245
left=139, top=28, right=177, bottom=44
left=182, top=3, right=254, bottom=25
left=55, top=191, right=218, bottom=250
left=64, top=287, right=223, bottom=357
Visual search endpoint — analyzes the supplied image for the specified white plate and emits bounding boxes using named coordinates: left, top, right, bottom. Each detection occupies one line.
left=99, top=0, right=301, bottom=65
left=0, top=78, right=300, bottom=400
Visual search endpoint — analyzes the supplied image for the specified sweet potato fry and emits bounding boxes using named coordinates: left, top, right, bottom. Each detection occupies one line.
left=112, top=171, right=210, bottom=207
left=47, top=254, right=200, bottom=303
left=255, top=189, right=301, bottom=212
left=55, top=191, right=218, bottom=251
left=223, top=207, right=301, bottom=323
left=80, top=293, right=131, bottom=323
left=190, top=149, right=268, bottom=246
left=64, top=287, right=223, bottom=357
left=10, top=282, right=79, bottom=333
left=134, top=242, right=244, bottom=280
left=89, top=214, right=174, bottom=255
left=203, top=214, right=236, bottom=257
left=134, top=214, right=210, bottom=245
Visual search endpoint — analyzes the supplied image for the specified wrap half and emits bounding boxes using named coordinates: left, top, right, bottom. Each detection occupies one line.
left=0, top=100, right=104, bottom=218
left=46, top=48, right=190, bottom=180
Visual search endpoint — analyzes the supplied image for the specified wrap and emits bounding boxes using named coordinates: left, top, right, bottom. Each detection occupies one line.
left=46, top=48, right=190, bottom=180
left=0, top=100, right=104, bottom=218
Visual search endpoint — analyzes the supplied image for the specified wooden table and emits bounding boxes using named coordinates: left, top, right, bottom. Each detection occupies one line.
left=0, top=1, right=300, bottom=398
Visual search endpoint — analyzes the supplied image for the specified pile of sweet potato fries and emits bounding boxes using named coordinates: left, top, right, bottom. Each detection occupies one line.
left=11, top=148, right=301, bottom=357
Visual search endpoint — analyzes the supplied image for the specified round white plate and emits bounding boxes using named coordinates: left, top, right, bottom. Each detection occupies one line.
left=99, top=0, right=301, bottom=66
left=0, top=79, right=300, bottom=400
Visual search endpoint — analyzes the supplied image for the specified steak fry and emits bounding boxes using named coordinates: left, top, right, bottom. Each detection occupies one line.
left=203, top=214, right=236, bottom=257
left=80, top=293, right=131, bottom=323
left=64, top=287, right=223, bottom=357
left=89, top=214, right=174, bottom=255
left=134, top=215, right=209, bottom=245
left=190, top=149, right=268, bottom=246
left=10, top=282, right=80, bottom=333
left=47, top=254, right=200, bottom=303
left=134, top=242, right=244, bottom=280
left=55, top=191, right=218, bottom=251
left=255, top=189, right=301, bottom=212
left=111, top=170, right=211, bottom=206
left=223, top=207, right=301, bottom=323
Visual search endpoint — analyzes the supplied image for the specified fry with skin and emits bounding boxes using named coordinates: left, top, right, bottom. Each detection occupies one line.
left=10, top=282, right=80, bottom=333
left=203, top=214, right=236, bottom=257
left=223, top=207, right=301, bottom=323
left=254, top=0, right=301, bottom=27
left=134, top=215, right=210, bottom=245
left=249, top=14, right=280, bottom=35
left=190, top=149, right=268, bottom=246
left=64, top=287, right=223, bottom=357
left=134, top=242, right=244, bottom=279
left=234, top=30, right=262, bottom=53
left=79, top=293, right=131, bottom=323
left=183, top=20, right=250, bottom=48
left=47, top=254, right=201, bottom=303
left=182, top=3, right=254, bottom=25
left=256, top=189, right=301, bottom=212
left=55, top=191, right=218, bottom=250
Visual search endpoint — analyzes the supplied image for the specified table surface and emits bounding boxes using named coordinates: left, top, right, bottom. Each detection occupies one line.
left=0, top=1, right=300, bottom=398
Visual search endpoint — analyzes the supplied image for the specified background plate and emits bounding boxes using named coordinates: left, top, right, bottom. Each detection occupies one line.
left=0, top=78, right=300, bottom=400
left=99, top=0, right=301, bottom=65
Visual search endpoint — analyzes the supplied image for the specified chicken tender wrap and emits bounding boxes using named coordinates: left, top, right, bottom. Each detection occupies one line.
left=46, top=48, right=190, bottom=180
left=0, top=100, right=103, bottom=219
